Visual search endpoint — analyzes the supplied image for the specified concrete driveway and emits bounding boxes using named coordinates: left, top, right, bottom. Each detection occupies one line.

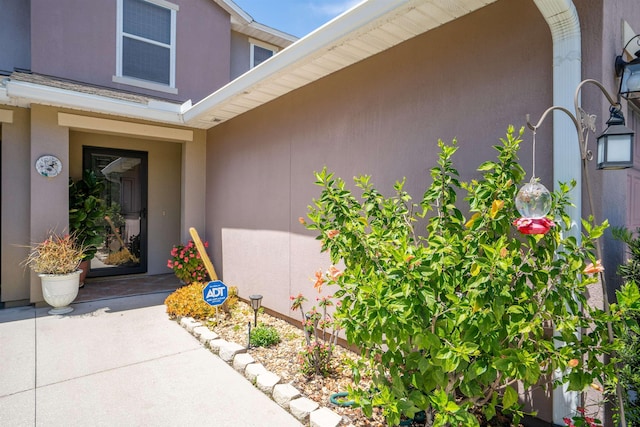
left=0, top=292, right=302, bottom=427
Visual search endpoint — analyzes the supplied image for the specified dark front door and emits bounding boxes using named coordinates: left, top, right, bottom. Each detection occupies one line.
left=83, top=147, right=148, bottom=276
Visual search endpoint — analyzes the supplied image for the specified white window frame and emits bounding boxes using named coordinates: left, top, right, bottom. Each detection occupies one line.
left=114, top=0, right=178, bottom=94
left=250, top=38, right=278, bottom=68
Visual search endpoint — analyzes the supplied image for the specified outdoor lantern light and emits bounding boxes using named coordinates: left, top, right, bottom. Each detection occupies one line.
left=249, top=294, right=263, bottom=326
left=596, top=106, right=635, bottom=169
left=616, top=34, right=640, bottom=100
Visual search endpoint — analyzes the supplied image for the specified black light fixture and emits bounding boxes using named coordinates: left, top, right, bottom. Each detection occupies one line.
left=249, top=294, right=263, bottom=326
left=527, top=79, right=634, bottom=172
left=615, top=34, right=640, bottom=100
left=597, top=106, right=635, bottom=169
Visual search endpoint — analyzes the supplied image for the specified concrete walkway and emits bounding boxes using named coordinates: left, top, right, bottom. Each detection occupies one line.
left=0, top=292, right=303, bottom=427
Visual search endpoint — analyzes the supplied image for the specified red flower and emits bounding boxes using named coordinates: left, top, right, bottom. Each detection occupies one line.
left=513, top=217, right=555, bottom=235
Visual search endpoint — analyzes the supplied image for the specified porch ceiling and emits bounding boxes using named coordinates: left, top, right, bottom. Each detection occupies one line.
left=183, top=0, right=498, bottom=129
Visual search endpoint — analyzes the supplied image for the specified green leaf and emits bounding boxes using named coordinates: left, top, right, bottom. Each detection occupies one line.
left=502, top=385, right=518, bottom=409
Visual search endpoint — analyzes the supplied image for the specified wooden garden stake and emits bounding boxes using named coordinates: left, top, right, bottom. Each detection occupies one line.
left=188, top=227, right=218, bottom=280
left=189, top=227, right=220, bottom=323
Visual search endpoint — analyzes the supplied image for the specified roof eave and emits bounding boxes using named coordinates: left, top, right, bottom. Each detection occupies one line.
left=2, top=80, right=187, bottom=124
left=183, top=0, right=498, bottom=129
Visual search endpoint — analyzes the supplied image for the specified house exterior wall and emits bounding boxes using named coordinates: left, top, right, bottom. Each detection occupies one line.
left=29, top=105, right=70, bottom=303
left=597, top=0, right=640, bottom=295
left=1, top=107, right=31, bottom=305
left=30, top=0, right=231, bottom=104
left=0, top=0, right=30, bottom=73
left=205, top=0, right=553, bottom=325
left=230, top=31, right=250, bottom=80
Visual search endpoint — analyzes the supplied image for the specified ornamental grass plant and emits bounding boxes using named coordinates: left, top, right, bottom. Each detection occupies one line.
left=22, top=232, right=85, bottom=275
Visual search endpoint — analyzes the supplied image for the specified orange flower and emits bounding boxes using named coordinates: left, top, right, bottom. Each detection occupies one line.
left=298, top=217, right=306, bottom=225
left=590, top=383, right=603, bottom=392
left=567, top=359, right=579, bottom=368
left=326, top=229, right=340, bottom=239
left=583, top=260, right=604, bottom=275
left=500, top=247, right=508, bottom=258
left=312, top=269, right=325, bottom=291
left=327, top=265, right=342, bottom=281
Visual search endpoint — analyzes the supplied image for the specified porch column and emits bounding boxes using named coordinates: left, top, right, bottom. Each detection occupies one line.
left=30, top=105, right=70, bottom=303
left=181, top=130, right=206, bottom=242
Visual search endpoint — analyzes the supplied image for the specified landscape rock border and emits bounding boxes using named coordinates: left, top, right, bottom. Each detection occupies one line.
left=178, top=316, right=345, bottom=427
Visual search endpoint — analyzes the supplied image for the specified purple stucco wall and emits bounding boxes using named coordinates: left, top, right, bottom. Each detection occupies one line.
left=1, top=0, right=31, bottom=73
left=30, top=0, right=230, bottom=103
left=204, top=0, right=553, bottom=313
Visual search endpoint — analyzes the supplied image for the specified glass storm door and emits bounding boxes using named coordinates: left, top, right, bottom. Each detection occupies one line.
left=83, top=147, right=148, bottom=276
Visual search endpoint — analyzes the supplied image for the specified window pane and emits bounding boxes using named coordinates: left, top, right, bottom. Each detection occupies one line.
left=253, top=45, right=274, bottom=67
left=123, top=0, right=171, bottom=45
left=123, top=37, right=170, bottom=84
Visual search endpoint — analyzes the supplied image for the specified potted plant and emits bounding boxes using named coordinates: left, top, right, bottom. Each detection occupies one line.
left=69, top=169, right=106, bottom=286
left=22, top=232, right=86, bottom=314
left=167, top=240, right=210, bottom=285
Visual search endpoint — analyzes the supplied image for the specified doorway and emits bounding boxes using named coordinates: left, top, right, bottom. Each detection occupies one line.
left=83, top=147, right=148, bottom=277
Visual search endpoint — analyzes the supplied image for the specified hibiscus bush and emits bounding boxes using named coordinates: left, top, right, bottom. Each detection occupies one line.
left=613, top=227, right=640, bottom=426
left=304, top=126, right=640, bottom=426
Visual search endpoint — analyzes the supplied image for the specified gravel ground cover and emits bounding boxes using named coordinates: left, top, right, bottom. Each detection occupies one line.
left=207, top=300, right=387, bottom=426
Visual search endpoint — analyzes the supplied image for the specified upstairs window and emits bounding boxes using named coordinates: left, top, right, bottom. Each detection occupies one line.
left=250, top=40, right=277, bottom=68
left=115, top=0, right=178, bottom=92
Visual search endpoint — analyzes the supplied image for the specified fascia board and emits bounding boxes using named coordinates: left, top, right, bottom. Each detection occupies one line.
left=183, top=0, right=410, bottom=123
left=246, top=21, right=298, bottom=44
left=212, top=0, right=252, bottom=25
left=6, top=80, right=185, bottom=124
left=0, top=87, right=11, bottom=105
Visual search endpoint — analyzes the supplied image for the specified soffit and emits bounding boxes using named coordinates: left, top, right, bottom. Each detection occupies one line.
left=184, top=0, right=498, bottom=130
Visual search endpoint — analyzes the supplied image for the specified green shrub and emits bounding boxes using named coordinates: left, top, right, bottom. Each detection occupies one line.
left=165, top=282, right=237, bottom=320
left=250, top=325, right=281, bottom=347
left=305, top=126, right=640, bottom=426
left=613, top=227, right=640, bottom=426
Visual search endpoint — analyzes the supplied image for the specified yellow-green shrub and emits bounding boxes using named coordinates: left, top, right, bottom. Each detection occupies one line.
left=165, top=282, right=237, bottom=320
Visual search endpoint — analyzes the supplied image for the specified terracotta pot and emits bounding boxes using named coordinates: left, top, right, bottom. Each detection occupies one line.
left=39, top=270, right=81, bottom=315
left=79, top=260, right=90, bottom=288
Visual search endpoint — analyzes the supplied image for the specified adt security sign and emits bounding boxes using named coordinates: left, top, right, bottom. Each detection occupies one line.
left=203, top=280, right=228, bottom=306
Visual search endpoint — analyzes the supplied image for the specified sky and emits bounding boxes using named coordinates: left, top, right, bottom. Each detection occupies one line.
left=233, top=0, right=362, bottom=38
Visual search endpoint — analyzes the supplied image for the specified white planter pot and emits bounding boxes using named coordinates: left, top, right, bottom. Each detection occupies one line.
left=39, top=270, right=81, bottom=315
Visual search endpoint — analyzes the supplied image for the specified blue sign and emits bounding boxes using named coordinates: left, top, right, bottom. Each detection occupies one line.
left=203, top=280, right=228, bottom=306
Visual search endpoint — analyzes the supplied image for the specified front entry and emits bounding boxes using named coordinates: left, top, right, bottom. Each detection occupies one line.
left=83, top=147, right=148, bottom=277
